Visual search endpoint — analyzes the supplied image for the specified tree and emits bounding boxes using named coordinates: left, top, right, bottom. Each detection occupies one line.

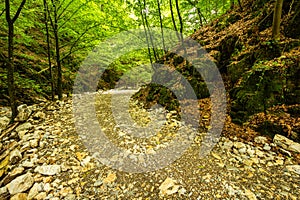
left=5, top=0, right=26, bottom=121
left=43, top=0, right=54, bottom=101
left=272, top=0, right=284, bottom=40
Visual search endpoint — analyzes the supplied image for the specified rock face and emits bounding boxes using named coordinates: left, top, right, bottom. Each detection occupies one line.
left=273, top=134, right=300, bottom=153
left=34, top=165, right=61, bottom=176
left=7, top=173, right=34, bottom=195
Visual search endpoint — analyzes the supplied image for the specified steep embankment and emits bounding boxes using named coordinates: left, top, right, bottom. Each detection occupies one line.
left=135, top=0, right=300, bottom=142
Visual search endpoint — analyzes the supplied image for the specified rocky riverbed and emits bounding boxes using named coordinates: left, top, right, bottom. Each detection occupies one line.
left=0, top=93, right=299, bottom=200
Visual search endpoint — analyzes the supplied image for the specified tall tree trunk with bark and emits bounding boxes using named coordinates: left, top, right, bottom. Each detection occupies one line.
left=5, top=0, right=26, bottom=121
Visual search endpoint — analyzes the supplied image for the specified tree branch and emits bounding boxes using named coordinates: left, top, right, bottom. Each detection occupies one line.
left=12, top=0, right=26, bottom=23
left=0, top=9, right=5, bottom=17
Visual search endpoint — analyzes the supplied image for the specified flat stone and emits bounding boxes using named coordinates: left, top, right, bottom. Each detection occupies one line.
left=159, top=177, right=180, bottom=196
left=286, top=165, right=300, bottom=175
left=34, top=165, right=61, bottom=176
left=233, top=142, right=246, bottom=149
left=263, top=144, right=271, bottom=151
left=7, top=173, right=34, bottom=195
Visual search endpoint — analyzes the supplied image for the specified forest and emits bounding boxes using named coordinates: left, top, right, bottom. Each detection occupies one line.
left=0, top=0, right=300, bottom=199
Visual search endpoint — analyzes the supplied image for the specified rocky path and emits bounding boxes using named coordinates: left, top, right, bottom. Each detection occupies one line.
left=0, top=93, right=300, bottom=200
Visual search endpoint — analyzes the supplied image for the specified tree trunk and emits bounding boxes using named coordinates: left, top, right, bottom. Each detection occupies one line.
left=169, top=0, right=180, bottom=41
left=6, top=23, right=17, bottom=120
left=272, top=0, right=284, bottom=40
left=157, top=0, right=166, bottom=53
left=5, top=0, right=26, bottom=121
left=43, top=0, right=54, bottom=101
left=52, top=1, right=62, bottom=100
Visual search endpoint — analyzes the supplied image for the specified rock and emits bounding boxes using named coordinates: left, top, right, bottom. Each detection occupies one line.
left=255, top=149, right=265, bottom=157
left=0, top=116, right=10, bottom=130
left=159, top=177, right=180, bottom=196
left=233, top=142, right=246, bottom=149
left=59, top=187, right=73, bottom=197
left=16, top=122, right=33, bottom=134
left=22, top=131, right=40, bottom=142
left=247, top=148, right=255, bottom=157
left=103, top=173, right=117, bottom=184
left=274, top=159, right=284, bottom=166
left=244, top=189, right=257, bottom=200
left=65, top=193, right=76, bottom=200
left=15, top=104, right=32, bottom=122
left=34, top=192, right=47, bottom=200
left=10, top=193, right=28, bottom=200
left=0, top=186, right=9, bottom=199
left=22, top=160, right=35, bottom=168
left=34, top=165, right=61, bottom=176
left=42, top=183, right=52, bottom=192
left=7, top=173, right=34, bottom=195
left=28, top=183, right=42, bottom=200
left=279, top=148, right=292, bottom=157
left=222, top=140, right=234, bottom=150
left=211, top=152, right=221, bottom=160
left=263, top=144, right=271, bottom=151
left=9, top=149, right=22, bottom=164
left=33, top=111, right=46, bottom=120
left=273, top=134, right=300, bottom=153
left=1, top=167, right=25, bottom=186
left=238, top=147, right=247, bottom=154
left=286, top=165, right=300, bottom=175
left=254, top=136, right=268, bottom=144
left=30, top=139, right=39, bottom=148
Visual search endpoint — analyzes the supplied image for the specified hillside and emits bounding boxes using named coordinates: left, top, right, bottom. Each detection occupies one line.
left=134, top=0, right=300, bottom=142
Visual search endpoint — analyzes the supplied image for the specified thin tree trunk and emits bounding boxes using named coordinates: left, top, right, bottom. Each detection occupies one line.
left=169, top=0, right=180, bottom=41
left=51, top=0, right=62, bottom=100
left=156, top=0, right=166, bottom=53
left=143, top=0, right=158, bottom=62
left=138, top=0, right=154, bottom=66
left=43, top=0, right=54, bottom=101
left=272, top=0, right=284, bottom=40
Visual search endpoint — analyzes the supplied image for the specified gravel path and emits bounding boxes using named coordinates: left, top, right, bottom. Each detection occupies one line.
left=0, top=92, right=299, bottom=200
